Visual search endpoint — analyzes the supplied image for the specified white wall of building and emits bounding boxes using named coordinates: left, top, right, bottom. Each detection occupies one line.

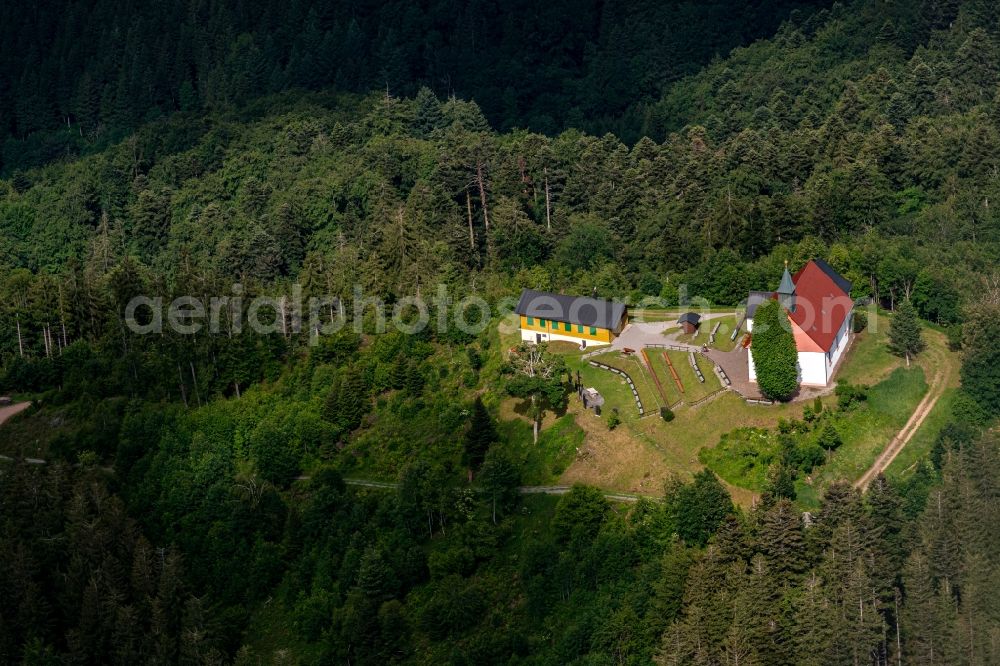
left=519, top=328, right=610, bottom=348
left=798, top=351, right=827, bottom=385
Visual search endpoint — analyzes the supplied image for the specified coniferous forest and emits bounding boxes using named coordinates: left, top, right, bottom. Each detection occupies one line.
left=2, top=0, right=1000, bottom=664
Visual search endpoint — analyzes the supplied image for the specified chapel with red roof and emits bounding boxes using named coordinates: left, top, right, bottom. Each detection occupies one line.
left=745, top=258, right=855, bottom=387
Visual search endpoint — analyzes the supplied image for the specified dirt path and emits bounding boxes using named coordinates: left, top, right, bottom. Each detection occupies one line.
left=338, top=478, right=657, bottom=503
left=0, top=401, right=30, bottom=426
left=854, top=340, right=953, bottom=491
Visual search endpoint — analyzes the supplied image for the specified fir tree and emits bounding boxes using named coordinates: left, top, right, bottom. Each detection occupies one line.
left=888, top=300, right=925, bottom=366
left=463, top=397, right=497, bottom=471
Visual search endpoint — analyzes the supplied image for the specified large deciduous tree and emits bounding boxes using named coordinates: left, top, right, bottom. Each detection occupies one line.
left=504, top=343, right=566, bottom=444
left=750, top=299, right=799, bottom=401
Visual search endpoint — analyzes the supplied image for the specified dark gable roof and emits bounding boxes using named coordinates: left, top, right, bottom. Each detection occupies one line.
left=678, top=312, right=700, bottom=325
left=746, top=290, right=773, bottom=319
left=515, top=289, right=627, bottom=330
left=812, top=258, right=852, bottom=295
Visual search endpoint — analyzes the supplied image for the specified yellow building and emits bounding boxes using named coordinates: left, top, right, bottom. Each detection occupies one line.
left=515, top=289, right=628, bottom=348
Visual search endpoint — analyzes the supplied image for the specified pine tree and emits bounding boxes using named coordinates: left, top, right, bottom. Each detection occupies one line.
left=463, top=397, right=497, bottom=470
left=758, top=499, right=806, bottom=575
left=888, top=300, right=925, bottom=366
left=477, top=449, right=520, bottom=523
left=960, top=300, right=1000, bottom=417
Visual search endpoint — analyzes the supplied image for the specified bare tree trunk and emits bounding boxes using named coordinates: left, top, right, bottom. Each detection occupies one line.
left=544, top=169, right=552, bottom=231
left=16, top=314, right=24, bottom=358
left=476, top=161, right=489, bottom=230
left=177, top=363, right=188, bottom=407
left=531, top=394, right=539, bottom=444
left=190, top=361, right=201, bottom=407
left=279, top=296, right=288, bottom=338
left=894, top=589, right=902, bottom=666
left=466, top=188, right=475, bottom=249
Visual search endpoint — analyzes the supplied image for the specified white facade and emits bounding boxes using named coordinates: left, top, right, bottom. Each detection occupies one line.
left=519, top=328, right=610, bottom=348
left=747, top=310, right=852, bottom=387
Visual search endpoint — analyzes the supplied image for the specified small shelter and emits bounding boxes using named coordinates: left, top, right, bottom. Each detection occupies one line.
left=678, top=312, right=701, bottom=335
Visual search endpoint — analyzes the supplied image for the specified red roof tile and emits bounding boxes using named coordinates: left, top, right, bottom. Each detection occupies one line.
left=788, top=261, right=853, bottom=352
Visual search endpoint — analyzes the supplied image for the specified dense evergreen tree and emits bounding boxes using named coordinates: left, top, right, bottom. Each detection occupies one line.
left=888, top=300, right=926, bottom=366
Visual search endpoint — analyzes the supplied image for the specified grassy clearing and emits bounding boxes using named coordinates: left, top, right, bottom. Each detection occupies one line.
left=497, top=413, right=584, bottom=485
left=699, top=427, right=780, bottom=491
left=885, top=387, right=957, bottom=479
left=697, top=367, right=928, bottom=508
left=837, top=309, right=900, bottom=385
left=799, top=366, right=928, bottom=507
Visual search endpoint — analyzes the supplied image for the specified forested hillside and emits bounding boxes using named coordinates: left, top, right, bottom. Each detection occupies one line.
left=2, top=0, right=1000, bottom=663
left=0, top=0, right=827, bottom=171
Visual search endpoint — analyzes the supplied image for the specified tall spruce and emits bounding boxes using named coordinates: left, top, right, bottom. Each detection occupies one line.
left=888, top=299, right=925, bottom=366
left=463, top=397, right=497, bottom=471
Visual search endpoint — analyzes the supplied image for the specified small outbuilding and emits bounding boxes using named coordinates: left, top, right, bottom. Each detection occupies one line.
left=581, top=387, right=604, bottom=412
left=678, top=312, right=701, bottom=335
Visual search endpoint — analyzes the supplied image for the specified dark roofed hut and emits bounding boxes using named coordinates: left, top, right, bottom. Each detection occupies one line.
left=678, top=312, right=701, bottom=335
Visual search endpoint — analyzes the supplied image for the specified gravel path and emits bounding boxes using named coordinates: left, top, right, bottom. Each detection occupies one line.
left=0, top=401, right=30, bottom=426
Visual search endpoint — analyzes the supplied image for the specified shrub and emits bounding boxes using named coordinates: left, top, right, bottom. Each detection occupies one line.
left=946, top=324, right=963, bottom=352
left=836, top=382, right=868, bottom=410
left=818, top=423, right=843, bottom=451
left=660, top=406, right=675, bottom=422
left=606, top=410, right=621, bottom=430
left=813, top=397, right=823, bottom=414
left=852, top=310, right=868, bottom=333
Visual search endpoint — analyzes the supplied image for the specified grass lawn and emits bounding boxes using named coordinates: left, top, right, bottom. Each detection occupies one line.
left=836, top=309, right=900, bottom=385
left=575, top=351, right=663, bottom=413
left=645, top=350, right=684, bottom=407
left=558, top=387, right=810, bottom=505
left=665, top=350, right=722, bottom=403
left=567, top=357, right=646, bottom=421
